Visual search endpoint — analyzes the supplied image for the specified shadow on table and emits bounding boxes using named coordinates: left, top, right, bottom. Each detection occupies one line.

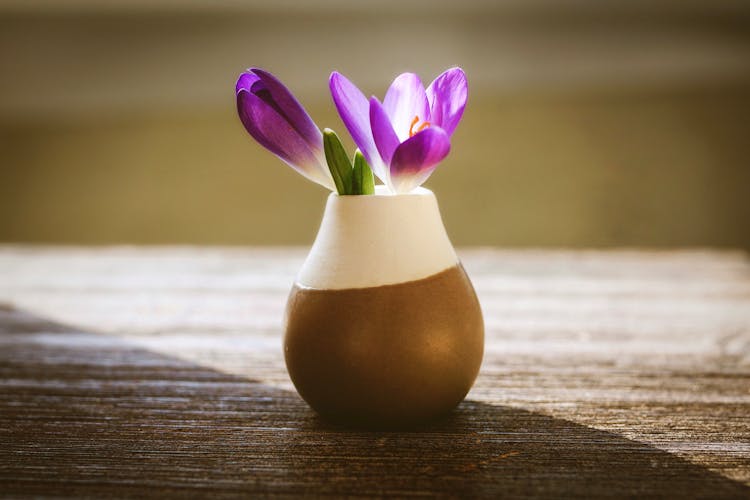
left=0, top=304, right=747, bottom=498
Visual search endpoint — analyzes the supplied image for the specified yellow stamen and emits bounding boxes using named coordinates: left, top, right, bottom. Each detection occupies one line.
left=409, top=115, right=431, bottom=137
left=409, top=116, right=420, bottom=137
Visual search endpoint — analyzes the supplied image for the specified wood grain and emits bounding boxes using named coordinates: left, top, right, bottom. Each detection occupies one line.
left=0, top=246, right=748, bottom=497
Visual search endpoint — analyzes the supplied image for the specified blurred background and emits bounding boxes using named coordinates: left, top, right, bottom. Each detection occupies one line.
left=1, top=0, right=748, bottom=248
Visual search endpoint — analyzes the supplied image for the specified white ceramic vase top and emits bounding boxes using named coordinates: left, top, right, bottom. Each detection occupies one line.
left=296, top=186, right=458, bottom=290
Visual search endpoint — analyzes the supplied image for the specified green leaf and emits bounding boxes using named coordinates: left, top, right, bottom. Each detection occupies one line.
left=323, top=128, right=353, bottom=195
left=352, top=150, right=375, bottom=195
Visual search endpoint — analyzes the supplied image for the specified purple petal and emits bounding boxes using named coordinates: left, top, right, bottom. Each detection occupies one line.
left=383, top=73, right=430, bottom=141
left=389, top=127, right=451, bottom=193
left=369, top=97, right=400, bottom=166
left=426, top=67, right=467, bottom=137
left=237, top=89, right=333, bottom=190
left=329, top=71, right=387, bottom=180
left=245, top=68, right=323, bottom=154
left=236, top=71, right=260, bottom=94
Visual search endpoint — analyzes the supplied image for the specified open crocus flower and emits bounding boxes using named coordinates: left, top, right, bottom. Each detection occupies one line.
left=329, top=68, right=467, bottom=193
left=236, top=68, right=335, bottom=190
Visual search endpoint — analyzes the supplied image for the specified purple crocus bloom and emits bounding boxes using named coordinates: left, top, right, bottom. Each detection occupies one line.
left=329, top=68, right=467, bottom=193
left=236, top=68, right=334, bottom=190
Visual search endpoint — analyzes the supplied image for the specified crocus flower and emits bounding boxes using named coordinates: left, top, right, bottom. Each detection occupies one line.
left=329, top=68, right=467, bottom=193
left=236, top=68, right=335, bottom=190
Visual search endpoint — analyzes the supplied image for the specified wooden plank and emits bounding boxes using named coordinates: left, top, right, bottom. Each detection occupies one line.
left=0, top=247, right=748, bottom=497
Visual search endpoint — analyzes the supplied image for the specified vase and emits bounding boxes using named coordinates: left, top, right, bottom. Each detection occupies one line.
left=283, top=185, right=484, bottom=428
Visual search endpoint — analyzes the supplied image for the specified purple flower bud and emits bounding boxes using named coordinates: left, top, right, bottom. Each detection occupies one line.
left=236, top=68, right=334, bottom=190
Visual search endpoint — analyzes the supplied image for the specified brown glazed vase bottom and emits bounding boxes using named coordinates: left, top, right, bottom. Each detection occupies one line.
left=284, top=264, right=484, bottom=429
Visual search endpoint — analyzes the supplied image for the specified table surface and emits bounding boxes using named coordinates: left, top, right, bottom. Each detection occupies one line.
left=0, top=246, right=748, bottom=498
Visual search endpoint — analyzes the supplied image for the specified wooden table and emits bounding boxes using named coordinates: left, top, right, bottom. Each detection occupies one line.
left=1, top=247, right=748, bottom=498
